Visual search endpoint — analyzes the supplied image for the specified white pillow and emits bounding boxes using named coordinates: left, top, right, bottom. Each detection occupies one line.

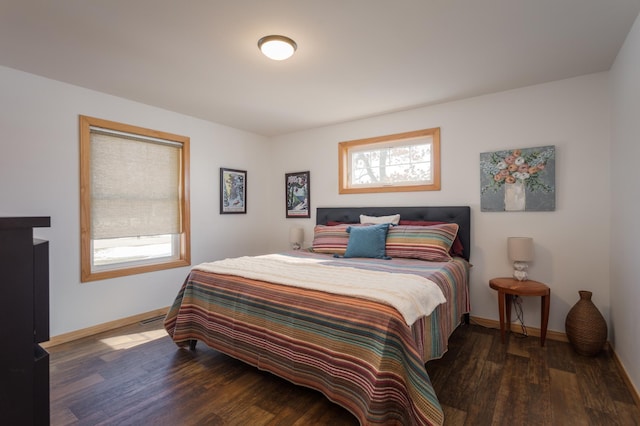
left=359, top=213, right=401, bottom=225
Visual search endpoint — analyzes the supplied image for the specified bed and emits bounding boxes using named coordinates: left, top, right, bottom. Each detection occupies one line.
left=164, top=206, right=471, bottom=425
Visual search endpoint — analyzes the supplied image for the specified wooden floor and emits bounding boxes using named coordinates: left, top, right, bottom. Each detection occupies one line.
left=48, top=319, right=640, bottom=426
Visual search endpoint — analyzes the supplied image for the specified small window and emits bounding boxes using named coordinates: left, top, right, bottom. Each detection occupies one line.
left=79, top=115, right=190, bottom=282
left=338, top=128, right=441, bottom=194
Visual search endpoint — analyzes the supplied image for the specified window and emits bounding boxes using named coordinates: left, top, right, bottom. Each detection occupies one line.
left=338, top=127, right=441, bottom=194
left=80, top=115, right=190, bottom=282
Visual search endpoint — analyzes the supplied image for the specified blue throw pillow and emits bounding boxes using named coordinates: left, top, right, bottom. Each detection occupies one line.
left=343, top=223, right=390, bottom=259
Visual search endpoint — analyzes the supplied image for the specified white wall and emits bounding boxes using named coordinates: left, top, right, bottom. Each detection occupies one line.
left=0, top=66, right=271, bottom=336
left=610, top=13, right=640, bottom=396
left=0, top=62, right=625, bottom=389
left=268, top=73, right=611, bottom=336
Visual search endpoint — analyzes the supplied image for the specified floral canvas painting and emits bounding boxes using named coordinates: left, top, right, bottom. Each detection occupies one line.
left=480, top=145, right=555, bottom=212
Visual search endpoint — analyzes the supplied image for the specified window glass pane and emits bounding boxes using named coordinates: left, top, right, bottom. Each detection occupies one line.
left=93, top=234, right=176, bottom=266
left=349, top=140, right=432, bottom=187
left=338, top=128, right=440, bottom=194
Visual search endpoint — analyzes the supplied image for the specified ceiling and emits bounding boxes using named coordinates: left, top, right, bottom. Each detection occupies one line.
left=1, top=1, right=639, bottom=137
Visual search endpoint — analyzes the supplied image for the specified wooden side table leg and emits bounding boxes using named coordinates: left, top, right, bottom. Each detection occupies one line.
left=505, top=294, right=513, bottom=330
left=497, top=291, right=506, bottom=343
left=540, top=294, right=550, bottom=346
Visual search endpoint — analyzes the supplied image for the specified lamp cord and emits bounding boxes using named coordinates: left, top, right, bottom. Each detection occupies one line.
left=513, top=295, right=528, bottom=337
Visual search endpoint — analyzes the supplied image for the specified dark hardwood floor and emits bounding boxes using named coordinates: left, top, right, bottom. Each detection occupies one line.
left=48, top=318, right=639, bottom=425
left=426, top=323, right=639, bottom=425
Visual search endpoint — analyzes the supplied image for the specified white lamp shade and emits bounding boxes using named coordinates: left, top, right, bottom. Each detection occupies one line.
left=508, top=237, right=534, bottom=262
left=289, top=227, right=304, bottom=245
left=258, top=35, right=297, bottom=60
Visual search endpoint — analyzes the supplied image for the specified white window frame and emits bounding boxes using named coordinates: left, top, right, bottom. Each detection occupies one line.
left=79, top=115, right=191, bottom=282
left=338, top=128, right=441, bottom=194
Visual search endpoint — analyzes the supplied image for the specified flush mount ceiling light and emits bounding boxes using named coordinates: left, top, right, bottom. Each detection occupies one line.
left=258, top=35, right=297, bottom=60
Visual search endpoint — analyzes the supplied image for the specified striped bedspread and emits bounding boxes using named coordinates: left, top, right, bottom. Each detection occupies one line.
left=164, top=251, right=470, bottom=426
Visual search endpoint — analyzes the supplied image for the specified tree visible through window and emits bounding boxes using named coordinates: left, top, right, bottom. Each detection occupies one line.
left=79, top=115, right=190, bottom=282
left=339, top=128, right=440, bottom=194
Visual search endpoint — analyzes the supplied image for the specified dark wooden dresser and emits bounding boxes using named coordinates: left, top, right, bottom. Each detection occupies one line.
left=0, top=217, right=50, bottom=425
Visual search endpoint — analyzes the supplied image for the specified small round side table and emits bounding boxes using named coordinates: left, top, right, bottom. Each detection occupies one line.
left=489, top=277, right=550, bottom=346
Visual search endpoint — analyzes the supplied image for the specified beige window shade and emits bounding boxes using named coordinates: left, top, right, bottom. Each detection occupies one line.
left=90, top=130, right=181, bottom=239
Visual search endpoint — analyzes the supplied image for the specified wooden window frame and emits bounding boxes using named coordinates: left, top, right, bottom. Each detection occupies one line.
left=79, top=115, right=191, bottom=282
left=338, top=127, right=441, bottom=194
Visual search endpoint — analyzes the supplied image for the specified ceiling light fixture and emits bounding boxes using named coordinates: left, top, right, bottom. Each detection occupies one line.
left=258, top=35, right=297, bottom=61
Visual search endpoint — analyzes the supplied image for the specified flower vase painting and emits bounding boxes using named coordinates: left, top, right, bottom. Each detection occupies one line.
left=480, top=145, right=555, bottom=212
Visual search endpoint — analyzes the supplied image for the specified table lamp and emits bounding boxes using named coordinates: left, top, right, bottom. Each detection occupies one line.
left=508, top=237, right=533, bottom=281
left=289, top=226, right=304, bottom=250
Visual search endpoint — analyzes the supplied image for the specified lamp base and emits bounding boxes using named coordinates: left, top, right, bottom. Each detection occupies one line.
left=513, top=261, right=529, bottom=281
left=513, top=270, right=528, bottom=281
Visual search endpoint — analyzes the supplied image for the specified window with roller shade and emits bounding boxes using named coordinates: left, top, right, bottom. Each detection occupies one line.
left=79, top=115, right=190, bottom=282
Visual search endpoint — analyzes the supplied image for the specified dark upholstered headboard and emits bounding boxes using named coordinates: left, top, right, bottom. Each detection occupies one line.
left=316, top=206, right=471, bottom=261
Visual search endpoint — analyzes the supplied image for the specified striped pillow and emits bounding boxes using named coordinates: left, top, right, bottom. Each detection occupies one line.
left=311, top=224, right=357, bottom=254
left=385, top=224, right=459, bottom=262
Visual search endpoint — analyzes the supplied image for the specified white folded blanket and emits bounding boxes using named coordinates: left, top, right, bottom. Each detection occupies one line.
left=193, top=254, right=445, bottom=326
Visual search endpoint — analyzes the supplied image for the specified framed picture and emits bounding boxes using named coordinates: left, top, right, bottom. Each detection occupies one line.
left=285, top=171, right=310, bottom=218
left=480, top=145, right=555, bottom=212
left=220, top=168, right=247, bottom=214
